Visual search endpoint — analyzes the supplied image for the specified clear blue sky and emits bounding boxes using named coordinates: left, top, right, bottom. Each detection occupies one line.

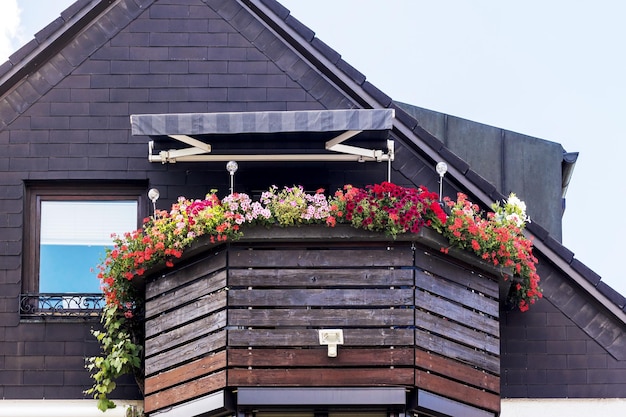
left=2, top=0, right=624, bottom=296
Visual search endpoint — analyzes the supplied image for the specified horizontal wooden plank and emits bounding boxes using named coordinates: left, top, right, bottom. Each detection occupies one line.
left=145, top=270, right=227, bottom=318
left=145, top=369, right=226, bottom=413
left=414, top=250, right=499, bottom=298
left=228, top=308, right=414, bottom=327
left=229, top=268, right=413, bottom=287
left=415, top=270, right=498, bottom=317
left=145, top=290, right=227, bottom=330
left=414, top=290, right=499, bottom=337
left=229, top=368, right=413, bottom=387
left=145, top=310, right=227, bottom=356
left=415, top=370, right=500, bottom=413
left=145, top=330, right=226, bottom=376
left=415, top=310, right=499, bottom=355
left=228, top=328, right=414, bottom=347
left=229, top=248, right=413, bottom=268
left=415, top=329, right=499, bottom=374
left=229, top=288, right=413, bottom=307
left=146, top=250, right=227, bottom=299
left=144, top=351, right=227, bottom=395
left=228, top=347, right=414, bottom=367
left=415, top=349, right=499, bottom=394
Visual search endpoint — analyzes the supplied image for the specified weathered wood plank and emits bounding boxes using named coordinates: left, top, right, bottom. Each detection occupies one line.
left=145, top=330, right=227, bottom=376
left=229, top=288, right=413, bottom=307
left=145, top=290, right=227, bottom=334
left=415, top=349, right=499, bottom=393
left=414, top=250, right=499, bottom=298
left=414, top=290, right=499, bottom=337
left=415, top=370, right=500, bottom=413
left=415, top=329, right=499, bottom=374
left=228, top=268, right=413, bottom=287
left=230, top=248, right=413, bottom=268
left=146, top=250, right=227, bottom=299
left=228, top=328, right=414, bottom=347
left=144, top=351, right=227, bottom=395
left=144, top=370, right=226, bottom=413
left=228, top=308, right=414, bottom=327
left=415, top=270, right=499, bottom=316
left=145, top=310, right=227, bottom=356
left=145, top=270, right=227, bottom=318
left=228, top=347, right=414, bottom=367
left=415, top=310, right=499, bottom=355
left=228, top=368, right=413, bottom=387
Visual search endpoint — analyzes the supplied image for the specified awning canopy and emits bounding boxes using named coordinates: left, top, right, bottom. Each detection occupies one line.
left=130, top=109, right=395, bottom=164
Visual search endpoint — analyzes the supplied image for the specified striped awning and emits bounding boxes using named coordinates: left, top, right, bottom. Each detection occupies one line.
left=130, top=109, right=394, bottom=136
left=131, top=109, right=395, bottom=164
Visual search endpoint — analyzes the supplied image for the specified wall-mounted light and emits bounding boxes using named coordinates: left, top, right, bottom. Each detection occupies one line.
left=148, top=188, right=160, bottom=218
left=318, top=329, right=344, bottom=357
left=226, top=160, right=238, bottom=194
left=435, top=161, right=448, bottom=203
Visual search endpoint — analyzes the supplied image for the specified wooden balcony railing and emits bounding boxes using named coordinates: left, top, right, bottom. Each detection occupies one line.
left=142, top=226, right=505, bottom=416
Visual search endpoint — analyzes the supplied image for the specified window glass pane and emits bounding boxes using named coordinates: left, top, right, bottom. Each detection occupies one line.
left=39, top=201, right=137, bottom=293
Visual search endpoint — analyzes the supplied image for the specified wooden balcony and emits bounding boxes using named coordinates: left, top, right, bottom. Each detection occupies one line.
left=142, top=226, right=505, bottom=416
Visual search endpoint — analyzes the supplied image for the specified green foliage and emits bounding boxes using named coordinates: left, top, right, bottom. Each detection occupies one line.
left=84, top=304, right=142, bottom=411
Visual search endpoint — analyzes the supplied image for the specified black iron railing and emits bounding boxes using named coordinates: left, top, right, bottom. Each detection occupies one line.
left=20, top=293, right=104, bottom=318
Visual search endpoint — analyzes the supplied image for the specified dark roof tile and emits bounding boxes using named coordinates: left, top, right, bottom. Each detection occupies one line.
left=362, top=81, right=391, bottom=107
left=260, top=0, right=290, bottom=20
left=438, top=147, right=469, bottom=175
left=35, top=18, right=65, bottom=44
left=9, top=40, right=38, bottom=65
left=285, top=15, right=314, bottom=42
left=541, top=234, right=574, bottom=263
left=412, top=124, right=443, bottom=152
left=571, top=258, right=602, bottom=287
left=526, top=221, right=550, bottom=242
left=59, top=0, right=91, bottom=21
left=465, top=169, right=496, bottom=197
left=0, top=60, right=13, bottom=78
left=336, top=59, right=366, bottom=86
left=311, top=38, right=340, bottom=64
left=596, top=281, right=626, bottom=309
left=389, top=102, right=417, bottom=130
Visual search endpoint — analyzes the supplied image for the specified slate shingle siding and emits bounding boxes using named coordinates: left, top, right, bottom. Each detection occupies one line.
left=1, top=0, right=625, bottom=402
left=502, top=299, right=626, bottom=397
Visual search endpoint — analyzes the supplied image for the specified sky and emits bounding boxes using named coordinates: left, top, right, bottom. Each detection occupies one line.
left=1, top=0, right=624, bottom=296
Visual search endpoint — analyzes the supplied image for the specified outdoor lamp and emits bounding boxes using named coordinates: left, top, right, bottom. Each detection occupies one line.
left=226, top=160, right=238, bottom=194
left=318, top=329, right=344, bottom=357
left=148, top=188, right=160, bottom=217
left=436, top=161, right=448, bottom=203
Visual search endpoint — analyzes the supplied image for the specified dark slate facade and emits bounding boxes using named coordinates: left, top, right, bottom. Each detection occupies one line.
left=0, top=0, right=624, bottom=410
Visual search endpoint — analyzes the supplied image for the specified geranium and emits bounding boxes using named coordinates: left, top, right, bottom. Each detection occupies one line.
left=428, top=191, right=541, bottom=312
left=329, top=181, right=446, bottom=238
left=86, top=183, right=540, bottom=411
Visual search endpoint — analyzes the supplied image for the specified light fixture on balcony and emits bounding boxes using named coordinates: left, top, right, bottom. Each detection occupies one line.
left=318, top=329, right=344, bottom=357
left=435, top=161, right=448, bottom=203
left=226, top=160, right=238, bottom=194
left=148, top=188, right=160, bottom=218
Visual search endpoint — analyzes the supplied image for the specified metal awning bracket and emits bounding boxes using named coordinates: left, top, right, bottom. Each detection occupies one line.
left=149, top=135, right=213, bottom=163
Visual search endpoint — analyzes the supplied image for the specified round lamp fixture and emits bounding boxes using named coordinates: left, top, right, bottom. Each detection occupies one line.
left=436, top=161, right=448, bottom=177
left=148, top=188, right=160, bottom=203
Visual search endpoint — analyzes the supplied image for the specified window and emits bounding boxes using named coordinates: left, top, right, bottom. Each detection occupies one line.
left=22, top=182, right=148, bottom=315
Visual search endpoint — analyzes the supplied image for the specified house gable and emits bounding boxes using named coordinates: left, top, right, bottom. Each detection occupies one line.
left=0, top=0, right=624, bottom=412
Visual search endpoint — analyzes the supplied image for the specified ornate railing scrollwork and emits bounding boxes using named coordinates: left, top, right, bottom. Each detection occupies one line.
left=20, top=293, right=104, bottom=318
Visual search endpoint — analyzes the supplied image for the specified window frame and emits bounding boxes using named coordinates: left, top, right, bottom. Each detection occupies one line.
left=23, top=181, right=149, bottom=294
